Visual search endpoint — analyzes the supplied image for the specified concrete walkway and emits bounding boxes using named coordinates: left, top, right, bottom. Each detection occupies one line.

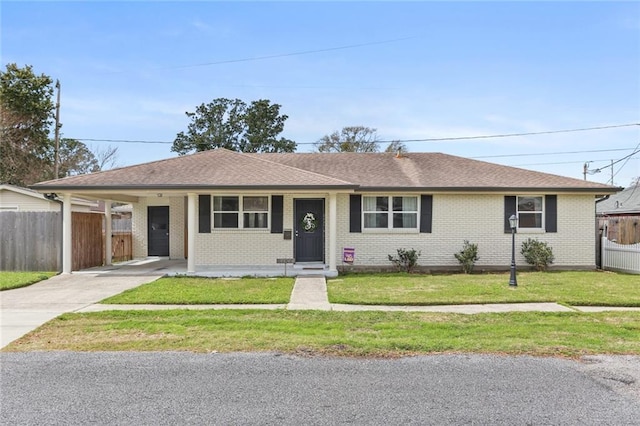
left=3, top=265, right=640, bottom=349
left=288, top=275, right=332, bottom=310
left=0, top=259, right=177, bottom=348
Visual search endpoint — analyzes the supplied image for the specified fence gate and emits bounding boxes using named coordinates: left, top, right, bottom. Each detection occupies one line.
left=72, top=212, right=104, bottom=270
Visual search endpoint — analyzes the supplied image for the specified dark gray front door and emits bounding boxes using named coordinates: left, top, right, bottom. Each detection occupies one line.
left=294, top=199, right=324, bottom=262
left=148, top=206, right=169, bottom=256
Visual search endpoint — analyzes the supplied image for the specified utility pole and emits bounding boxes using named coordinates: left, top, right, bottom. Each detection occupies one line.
left=610, top=159, right=614, bottom=186
left=54, top=80, right=61, bottom=179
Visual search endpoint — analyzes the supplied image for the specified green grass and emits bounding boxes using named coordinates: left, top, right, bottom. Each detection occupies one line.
left=5, top=309, right=639, bottom=357
left=327, top=271, right=640, bottom=306
left=0, top=271, right=56, bottom=291
left=101, top=276, right=295, bottom=305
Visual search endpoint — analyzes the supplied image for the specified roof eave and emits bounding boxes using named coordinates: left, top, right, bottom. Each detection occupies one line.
left=30, top=183, right=359, bottom=192
left=356, top=186, right=620, bottom=193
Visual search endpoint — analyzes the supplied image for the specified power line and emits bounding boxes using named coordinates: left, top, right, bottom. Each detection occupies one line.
left=104, top=36, right=419, bottom=74
left=610, top=142, right=640, bottom=183
left=372, top=123, right=639, bottom=144
left=513, top=160, right=609, bottom=167
left=75, top=122, right=640, bottom=147
left=472, top=147, right=638, bottom=160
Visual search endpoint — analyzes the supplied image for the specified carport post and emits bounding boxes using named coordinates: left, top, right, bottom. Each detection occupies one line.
left=187, top=193, right=196, bottom=274
left=62, top=193, right=72, bottom=274
left=104, top=200, right=112, bottom=266
left=328, top=192, right=337, bottom=275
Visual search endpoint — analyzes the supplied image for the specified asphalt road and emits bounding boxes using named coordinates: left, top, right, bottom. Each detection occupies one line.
left=1, top=353, right=639, bottom=425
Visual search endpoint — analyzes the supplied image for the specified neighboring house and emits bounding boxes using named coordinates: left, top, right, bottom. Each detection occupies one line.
left=0, top=184, right=97, bottom=212
left=596, top=184, right=640, bottom=244
left=31, top=149, right=618, bottom=275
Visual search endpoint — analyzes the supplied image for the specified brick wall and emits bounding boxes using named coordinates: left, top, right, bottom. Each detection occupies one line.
left=132, top=196, right=185, bottom=259
left=132, top=192, right=597, bottom=269
left=335, top=193, right=597, bottom=269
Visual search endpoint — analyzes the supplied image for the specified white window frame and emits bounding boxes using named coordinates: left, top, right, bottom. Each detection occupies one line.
left=362, top=195, right=419, bottom=232
left=516, top=195, right=545, bottom=232
left=212, top=195, right=270, bottom=230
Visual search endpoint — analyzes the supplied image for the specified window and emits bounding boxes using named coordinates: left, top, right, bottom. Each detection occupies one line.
left=363, top=196, right=418, bottom=229
left=213, top=196, right=269, bottom=229
left=505, top=195, right=556, bottom=233
left=517, top=196, right=543, bottom=229
left=243, top=196, right=268, bottom=228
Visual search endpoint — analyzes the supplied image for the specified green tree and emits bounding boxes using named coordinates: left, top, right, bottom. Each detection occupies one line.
left=57, top=138, right=100, bottom=176
left=314, top=126, right=380, bottom=152
left=171, top=98, right=296, bottom=155
left=0, top=63, right=55, bottom=185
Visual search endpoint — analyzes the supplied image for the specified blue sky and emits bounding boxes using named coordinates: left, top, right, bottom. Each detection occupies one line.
left=3, top=1, right=639, bottom=186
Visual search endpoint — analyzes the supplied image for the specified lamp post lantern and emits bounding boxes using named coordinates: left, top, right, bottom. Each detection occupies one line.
left=509, top=214, right=518, bottom=287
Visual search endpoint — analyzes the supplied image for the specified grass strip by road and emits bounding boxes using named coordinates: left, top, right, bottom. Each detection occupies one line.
left=328, top=271, right=640, bottom=306
left=5, top=310, right=639, bottom=358
left=0, top=271, right=56, bottom=291
left=101, top=276, right=295, bottom=305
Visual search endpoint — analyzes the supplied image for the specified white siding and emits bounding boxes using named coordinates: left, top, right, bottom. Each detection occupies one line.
left=0, top=190, right=95, bottom=212
left=0, top=191, right=56, bottom=211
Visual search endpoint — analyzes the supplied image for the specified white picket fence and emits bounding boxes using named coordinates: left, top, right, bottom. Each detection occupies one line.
left=601, top=237, right=640, bottom=274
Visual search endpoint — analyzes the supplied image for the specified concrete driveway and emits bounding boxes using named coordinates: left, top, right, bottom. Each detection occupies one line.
left=0, top=258, right=183, bottom=348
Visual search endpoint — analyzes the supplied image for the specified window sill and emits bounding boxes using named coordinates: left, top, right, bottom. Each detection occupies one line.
left=362, top=228, right=419, bottom=234
left=212, top=228, right=271, bottom=233
left=517, top=228, right=546, bottom=234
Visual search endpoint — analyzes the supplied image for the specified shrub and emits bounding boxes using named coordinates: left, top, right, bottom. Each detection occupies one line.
left=388, top=248, right=421, bottom=273
left=454, top=240, right=479, bottom=274
left=520, top=238, right=554, bottom=271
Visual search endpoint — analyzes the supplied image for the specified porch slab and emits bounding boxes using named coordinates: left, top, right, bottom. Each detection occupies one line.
left=182, top=265, right=336, bottom=278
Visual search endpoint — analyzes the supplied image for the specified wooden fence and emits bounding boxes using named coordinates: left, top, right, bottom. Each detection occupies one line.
left=601, top=237, right=640, bottom=274
left=72, top=212, right=103, bottom=270
left=0, top=211, right=61, bottom=271
left=599, top=215, right=640, bottom=244
left=106, top=231, right=133, bottom=263
left=0, top=211, right=117, bottom=272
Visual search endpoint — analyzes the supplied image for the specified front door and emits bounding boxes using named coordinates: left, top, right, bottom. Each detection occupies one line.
left=294, top=199, right=324, bottom=262
left=148, top=206, right=169, bottom=256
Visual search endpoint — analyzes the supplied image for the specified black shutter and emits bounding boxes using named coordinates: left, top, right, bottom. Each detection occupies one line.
left=545, top=195, right=557, bottom=233
left=271, top=195, right=283, bottom=233
left=420, top=195, right=433, bottom=233
left=504, top=196, right=516, bottom=233
left=349, top=194, right=361, bottom=233
left=198, top=195, right=211, bottom=233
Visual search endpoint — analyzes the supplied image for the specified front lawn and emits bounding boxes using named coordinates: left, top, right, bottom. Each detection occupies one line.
left=101, top=276, right=295, bottom=305
left=5, top=310, right=639, bottom=357
left=327, top=271, right=640, bottom=306
left=0, top=271, right=56, bottom=291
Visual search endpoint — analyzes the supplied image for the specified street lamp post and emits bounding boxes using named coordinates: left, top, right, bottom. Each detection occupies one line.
left=509, top=214, right=518, bottom=287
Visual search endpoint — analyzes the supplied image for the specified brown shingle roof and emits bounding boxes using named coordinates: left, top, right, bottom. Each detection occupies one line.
left=254, top=152, right=617, bottom=192
left=31, top=148, right=618, bottom=193
left=32, top=148, right=355, bottom=191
